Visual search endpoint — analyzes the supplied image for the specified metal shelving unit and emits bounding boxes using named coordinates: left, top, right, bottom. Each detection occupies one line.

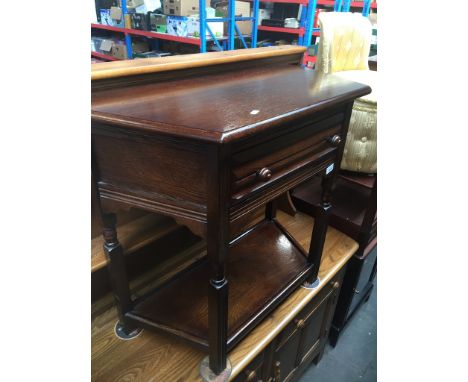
left=91, top=0, right=261, bottom=59
left=91, top=23, right=202, bottom=47
left=199, top=0, right=260, bottom=52
left=91, top=0, right=377, bottom=61
left=248, top=0, right=376, bottom=51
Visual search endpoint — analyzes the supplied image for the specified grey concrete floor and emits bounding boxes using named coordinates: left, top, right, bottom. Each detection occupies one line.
left=299, top=281, right=377, bottom=382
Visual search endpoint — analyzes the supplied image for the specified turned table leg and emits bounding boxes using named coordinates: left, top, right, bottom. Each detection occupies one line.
left=102, top=212, right=141, bottom=338
left=305, top=174, right=333, bottom=285
left=208, top=277, right=229, bottom=374
left=206, top=231, right=229, bottom=376
left=201, top=148, right=231, bottom=379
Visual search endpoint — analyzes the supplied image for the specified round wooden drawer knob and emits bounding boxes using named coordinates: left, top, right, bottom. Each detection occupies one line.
left=327, top=135, right=342, bottom=147
left=295, top=318, right=306, bottom=329
left=257, top=167, right=272, bottom=182
left=332, top=281, right=340, bottom=290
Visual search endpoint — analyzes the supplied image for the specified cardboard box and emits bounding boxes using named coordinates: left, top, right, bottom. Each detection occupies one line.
left=111, top=43, right=128, bottom=59
left=110, top=6, right=122, bottom=21
left=99, top=9, right=112, bottom=25
left=149, top=13, right=167, bottom=33
left=215, top=1, right=252, bottom=36
left=166, top=15, right=223, bottom=38
left=115, top=41, right=150, bottom=59
left=109, top=6, right=125, bottom=27
left=132, top=40, right=150, bottom=53
left=164, top=0, right=208, bottom=16
left=99, top=39, right=114, bottom=54
left=166, top=16, right=190, bottom=36
left=188, top=16, right=224, bottom=37
left=235, top=1, right=251, bottom=35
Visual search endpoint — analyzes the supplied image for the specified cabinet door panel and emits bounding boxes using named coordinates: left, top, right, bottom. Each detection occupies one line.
left=265, top=269, right=346, bottom=382
left=299, top=302, right=327, bottom=362
left=274, top=332, right=302, bottom=382
left=233, top=352, right=264, bottom=382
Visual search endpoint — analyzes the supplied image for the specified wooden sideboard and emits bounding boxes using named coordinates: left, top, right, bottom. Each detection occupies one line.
left=92, top=211, right=359, bottom=382
left=91, top=46, right=370, bottom=375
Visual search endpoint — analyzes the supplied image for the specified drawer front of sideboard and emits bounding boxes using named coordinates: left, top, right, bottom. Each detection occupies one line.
left=268, top=269, right=345, bottom=382
left=230, top=111, right=345, bottom=207
left=232, top=352, right=265, bottom=382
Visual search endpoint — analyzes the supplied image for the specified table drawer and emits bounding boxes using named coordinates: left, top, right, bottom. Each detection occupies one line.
left=231, top=114, right=344, bottom=202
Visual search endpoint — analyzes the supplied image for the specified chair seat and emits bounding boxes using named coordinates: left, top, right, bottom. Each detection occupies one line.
left=334, top=70, right=377, bottom=173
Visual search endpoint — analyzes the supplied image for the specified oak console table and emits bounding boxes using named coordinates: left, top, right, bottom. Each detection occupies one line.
left=91, top=46, right=370, bottom=377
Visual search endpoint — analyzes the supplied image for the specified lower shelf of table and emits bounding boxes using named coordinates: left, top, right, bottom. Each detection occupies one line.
left=126, top=219, right=310, bottom=351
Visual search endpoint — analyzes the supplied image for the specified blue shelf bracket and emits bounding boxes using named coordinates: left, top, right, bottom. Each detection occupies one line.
left=362, top=0, right=372, bottom=17
left=121, top=0, right=133, bottom=59
left=251, top=0, right=260, bottom=48
left=228, top=0, right=236, bottom=50
left=342, top=0, right=351, bottom=12
left=234, top=23, right=249, bottom=49
left=304, top=1, right=317, bottom=48
left=334, top=0, right=343, bottom=12
left=200, top=0, right=207, bottom=52
left=297, top=5, right=305, bottom=46
left=206, top=24, right=223, bottom=51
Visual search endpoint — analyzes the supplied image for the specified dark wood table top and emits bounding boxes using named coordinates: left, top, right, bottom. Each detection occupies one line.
left=92, top=65, right=371, bottom=143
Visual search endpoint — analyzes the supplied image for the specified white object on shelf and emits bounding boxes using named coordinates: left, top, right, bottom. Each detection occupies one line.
left=144, top=0, right=162, bottom=12
left=284, top=18, right=299, bottom=28
left=258, top=9, right=272, bottom=24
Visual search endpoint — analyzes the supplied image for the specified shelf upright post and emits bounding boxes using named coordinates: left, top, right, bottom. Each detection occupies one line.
left=200, top=0, right=207, bottom=52
left=121, top=0, right=133, bottom=59
left=362, top=0, right=372, bottom=17
left=342, top=0, right=351, bottom=12
left=251, top=0, right=260, bottom=48
left=228, top=0, right=236, bottom=50
left=303, top=0, right=318, bottom=48
left=297, top=5, right=305, bottom=46
left=334, top=0, right=343, bottom=12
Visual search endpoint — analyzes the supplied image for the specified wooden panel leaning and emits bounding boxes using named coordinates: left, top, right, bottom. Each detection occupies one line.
left=91, top=46, right=370, bottom=377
